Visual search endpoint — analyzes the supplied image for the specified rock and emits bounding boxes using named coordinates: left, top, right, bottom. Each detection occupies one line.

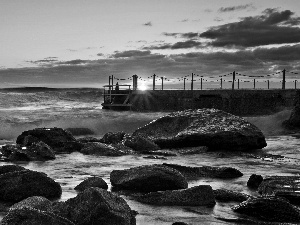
left=81, top=142, right=129, bottom=156
left=258, top=176, right=300, bottom=204
left=132, top=108, right=267, bottom=151
left=247, top=174, right=263, bottom=189
left=123, top=135, right=160, bottom=152
left=75, top=176, right=108, bottom=191
left=9, top=196, right=54, bottom=212
left=134, top=185, right=216, bottom=206
left=22, top=135, right=40, bottom=146
left=102, top=131, right=126, bottom=144
left=213, top=189, right=250, bottom=202
left=232, top=196, right=300, bottom=222
left=172, top=223, right=188, bottom=225
left=141, top=150, right=177, bottom=157
left=283, top=90, right=300, bottom=129
left=163, top=163, right=243, bottom=180
left=1, top=142, right=55, bottom=161
left=0, top=165, right=26, bottom=175
left=177, top=146, right=208, bottom=155
left=77, top=136, right=102, bottom=143
left=143, top=155, right=167, bottom=160
left=16, top=127, right=82, bottom=153
left=110, top=164, right=188, bottom=192
left=0, top=168, right=62, bottom=202
left=52, top=187, right=136, bottom=225
left=65, top=128, right=94, bottom=136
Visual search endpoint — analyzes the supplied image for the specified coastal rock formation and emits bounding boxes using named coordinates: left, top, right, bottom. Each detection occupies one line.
left=0, top=166, right=62, bottom=202
left=232, top=196, right=300, bottom=222
left=134, top=185, right=216, bottom=206
left=101, top=131, right=126, bottom=144
left=81, top=142, right=131, bottom=156
left=52, top=187, right=136, bottom=225
left=9, top=196, right=54, bottom=212
left=0, top=165, right=27, bottom=175
left=247, top=174, right=263, bottom=189
left=16, top=127, right=82, bottom=153
left=132, top=108, right=267, bottom=151
left=123, top=135, right=160, bottom=152
left=213, top=189, right=250, bottom=202
left=258, top=176, right=300, bottom=204
left=1, top=142, right=55, bottom=161
left=75, top=176, right=108, bottom=191
left=283, top=90, right=300, bottom=129
left=163, top=163, right=243, bottom=180
left=65, top=127, right=94, bottom=136
left=110, top=164, right=188, bottom=192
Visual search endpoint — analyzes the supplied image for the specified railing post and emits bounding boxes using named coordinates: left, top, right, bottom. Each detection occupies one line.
left=232, top=71, right=235, bottom=90
left=184, top=78, right=186, bottom=90
left=161, top=77, right=164, bottom=90
left=238, top=79, right=240, bottom=89
left=254, top=79, right=256, bottom=89
left=267, top=80, right=270, bottom=89
left=220, top=78, right=222, bottom=89
left=191, top=73, right=194, bottom=90
left=132, top=74, right=138, bottom=90
left=153, top=74, right=156, bottom=90
left=201, top=77, right=203, bottom=90
left=282, top=69, right=286, bottom=90
left=295, top=80, right=297, bottom=89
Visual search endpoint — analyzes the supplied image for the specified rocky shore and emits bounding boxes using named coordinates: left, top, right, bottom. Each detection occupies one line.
left=1, top=108, right=300, bottom=224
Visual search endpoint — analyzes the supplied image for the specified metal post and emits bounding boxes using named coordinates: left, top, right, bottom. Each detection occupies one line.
left=254, top=79, right=256, bottom=89
left=108, top=76, right=111, bottom=102
left=201, top=78, right=203, bottom=90
left=153, top=74, right=156, bottom=90
left=282, top=69, right=286, bottom=90
left=267, top=80, right=270, bottom=89
left=111, top=75, right=114, bottom=89
left=232, top=71, right=235, bottom=90
left=220, top=78, right=222, bottom=89
left=132, top=74, right=138, bottom=90
left=191, top=73, right=194, bottom=90
left=238, top=79, right=240, bottom=89
left=184, top=78, right=186, bottom=90
left=295, top=80, right=297, bottom=89
left=161, top=77, right=164, bottom=90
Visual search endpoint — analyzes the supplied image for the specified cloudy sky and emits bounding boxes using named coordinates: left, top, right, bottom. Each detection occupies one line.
left=0, top=0, right=300, bottom=88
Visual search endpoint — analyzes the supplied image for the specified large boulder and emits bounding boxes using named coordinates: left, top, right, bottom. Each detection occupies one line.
left=247, top=174, right=263, bottom=189
left=1, top=142, right=55, bottom=161
left=0, top=167, right=62, bottom=202
left=16, top=127, right=82, bottom=153
left=123, top=135, right=160, bottom=152
left=110, top=164, right=188, bottom=192
left=134, top=185, right=216, bottom=206
left=132, top=108, right=267, bottom=151
left=232, top=196, right=300, bottom=222
left=75, top=176, right=108, bottom=191
left=0, top=165, right=27, bottom=175
left=101, top=131, right=126, bottom=144
left=258, top=176, right=300, bottom=204
left=213, top=189, right=250, bottom=202
left=283, top=90, right=300, bottom=129
left=52, top=187, right=136, bottom=225
left=80, top=142, right=130, bottom=156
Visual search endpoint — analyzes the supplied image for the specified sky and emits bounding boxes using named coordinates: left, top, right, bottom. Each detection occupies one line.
left=0, top=0, right=300, bottom=88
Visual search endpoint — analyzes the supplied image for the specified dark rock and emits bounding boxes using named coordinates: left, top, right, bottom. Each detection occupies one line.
left=81, top=142, right=129, bottom=156
left=77, top=136, right=102, bottom=143
left=163, top=163, right=243, bottom=180
left=258, top=176, right=300, bottom=204
left=247, top=174, right=263, bottom=189
left=172, top=223, right=188, bottom=225
left=102, top=131, right=126, bottom=144
left=75, top=176, right=108, bottom=191
left=65, top=127, right=94, bottom=136
left=213, top=189, right=250, bottom=202
left=141, top=150, right=177, bottom=157
left=16, top=127, right=81, bottom=153
left=52, top=187, right=136, bottom=225
left=143, top=155, right=167, bottom=160
left=283, top=90, right=300, bottom=129
left=177, top=146, right=208, bottom=155
left=0, top=165, right=26, bottom=175
left=133, top=108, right=267, bottom=151
left=134, top=185, right=216, bottom=206
left=0, top=169, right=62, bottom=202
left=22, top=135, right=40, bottom=146
left=10, top=196, right=54, bottom=212
left=110, top=164, right=188, bottom=192
left=123, top=135, right=160, bottom=151
left=232, top=196, right=300, bottom=222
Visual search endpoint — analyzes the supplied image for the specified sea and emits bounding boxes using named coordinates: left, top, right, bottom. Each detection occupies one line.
left=0, top=87, right=300, bottom=225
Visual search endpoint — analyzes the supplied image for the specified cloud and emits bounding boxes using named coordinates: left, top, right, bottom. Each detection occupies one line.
left=144, top=40, right=202, bottom=50
left=111, top=50, right=152, bottom=58
left=163, top=32, right=199, bottom=39
left=200, top=9, right=300, bottom=48
left=57, top=59, right=88, bottom=65
left=143, top=21, right=152, bottom=26
left=218, top=4, right=255, bottom=12
left=97, top=53, right=104, bottom=56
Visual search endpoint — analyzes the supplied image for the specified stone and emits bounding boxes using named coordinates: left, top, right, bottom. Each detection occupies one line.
left=9, top=196, right=54, bottom=212
left=110, top=164, right=188, bottom=192
left=133, top=108, right=267, bottom=151
left=134, top=185, right=216, bottom=206
left=102, top=131, right=126, bottom=144
left=213, top=189, right=250, bottom=202
left=232, top=196, right=300, bottom=222
left=247, top=174, right=263, bottom=189
left=123, top=135, right=160, bottom=152
left=172, top=223, right=188, bottom=225
left=0, top=169, right=62, bottom=202
left=0, top=165, right=26, bottom=175
left=75, top=176, right=108, bottom=191
left=163, top=163, right=243, bottom=180
left=258, top=176, right=300, bottom=204
left=77, top=137, right=102, bottom=143
left=283, top=90, right=300, bottom=129
left=16, top=127, right=82, bottom=153
left=81, top=142, right=129, bottom=156
left=52, top=187, right=136, bottom=225
left=65, top=128, right=94, bottom=136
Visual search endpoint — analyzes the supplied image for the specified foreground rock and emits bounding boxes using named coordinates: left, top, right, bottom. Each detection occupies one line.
left=81, top=142, right=132, bottom=156
left=110, top=164, right=188, bottom=192
left=232, top=196, right=300, bottom=222
left=247, top=174, right=263, bottom=189
left=101, top=131, right=126, bottom=144
left=258, top=176, right=300, bottom=204
left=1, top=142, right=55, bottom=161
left=16, top=127, right=82, bottom=153
left=123, top=135, right=160, bottom=152
left=53, top=187, right=136, bottom=225
left=133, top=108, right=267, bottom=151
left=163, top=163, right=243, bottom=180
left=134, top=185, right=215, bottom=206
left=213, top=189, right=250, bottom=202
left=283, top=90, right=300, bottom=129
left=0, top=165, right=61, bottom=202
left=75, top=176, right=108, bottom=191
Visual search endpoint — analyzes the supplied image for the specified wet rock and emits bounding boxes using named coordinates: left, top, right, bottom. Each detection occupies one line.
left=81, top=142, right=129, bottom=156
left=0, top=168, right=62, bottom=202
left=65, top=127, right=94, bottom=136
left=141, top=150, right=177, bottom=157
left=247, top=174, right=263, bottom=189
left=143, top=155, right=167, bottom=160
left=77, top=136, right=102, bottom=143
left=16, top=127, right=82, bottom=153
left=9, top=196, right=54, bottom=212
left=123, top=135, right=160, bottom=152
left=213, top=189, right=250, bottom=202
left=75, top=176, right=108, bottom=191
left=52, top=187, right=136, bottom=225
left=232, top=196, right=300, bottom=222
left=283, top=90, right=300, bottom=129
left=102, top=131, right=126, bottom=144
left=0, top=165, right=27, bottom=175
left=172, top=223, right=188, bottom=225
left=163, top=163, right=243, bottom=180
left=133, top=108, right=267, bottom=151
left=177, top=146, right=208, bottom=155
left=134, top=185, right=216, bottom=206
left=258, top=176, right=300, bottom=204
left=110, top=164, right=188, bottom=192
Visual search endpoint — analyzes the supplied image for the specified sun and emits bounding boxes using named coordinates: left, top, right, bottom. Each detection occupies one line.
left=139, top=82, right=148, bottom=91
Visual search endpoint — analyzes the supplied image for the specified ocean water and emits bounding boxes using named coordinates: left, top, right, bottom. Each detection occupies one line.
left=0, top=87, right=299, bottom=225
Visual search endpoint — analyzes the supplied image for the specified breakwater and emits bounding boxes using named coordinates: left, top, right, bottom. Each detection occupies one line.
left=127, top=89, right=296, bottom=116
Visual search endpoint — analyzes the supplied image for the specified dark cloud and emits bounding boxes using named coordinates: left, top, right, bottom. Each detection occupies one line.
left=58, top=59, right=88, bottom=65
left=200, top=9, right=300, bottom=48
left=144, top=40, right=202, bottom=50
left=163, top=32, right=199, bottom=39
left=218, top=4, right=255, bottom=12
left=143, top=21, right=152, bottom=26
left=97, top=53, right=104, bottom=56
left=180, top=19, right=189, bottom=22
left=112, top=50, right=152, bottom=58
